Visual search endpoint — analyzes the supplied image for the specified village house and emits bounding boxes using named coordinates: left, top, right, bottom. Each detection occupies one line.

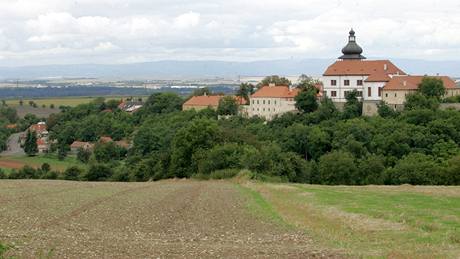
left=70, top=141, right=94, bottom=154
left=118, top=100, right=143, bottom=113
left=182, top=94, right=246, bottom=111
left=21, top=121, right=50, bottom=153
left=246, top=83, right=300, bottom=120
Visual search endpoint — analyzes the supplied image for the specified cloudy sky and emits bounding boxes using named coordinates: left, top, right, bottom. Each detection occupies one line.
left=1, top=0, right=460, bottom=66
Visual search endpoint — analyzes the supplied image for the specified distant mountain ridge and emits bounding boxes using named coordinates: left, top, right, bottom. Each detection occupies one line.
left=0, top=58, right=459, bottom=80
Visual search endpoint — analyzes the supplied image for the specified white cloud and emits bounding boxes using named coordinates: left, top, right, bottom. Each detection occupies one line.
left=0, top=0, right=460, bottom=66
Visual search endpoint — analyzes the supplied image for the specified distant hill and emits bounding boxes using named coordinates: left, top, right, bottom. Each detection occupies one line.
left=0, top=59, right=459, bottom=80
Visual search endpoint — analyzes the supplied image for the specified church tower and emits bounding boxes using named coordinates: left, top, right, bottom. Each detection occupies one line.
left=339, top=29, right=366, bottom=60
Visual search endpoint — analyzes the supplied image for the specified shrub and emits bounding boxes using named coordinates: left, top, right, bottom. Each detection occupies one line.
left=318, top=151, right=358, bottom=185
left=42, top=170, right=58, bottom=180
left=111, top=166, right=130, bottom=182
left=77, top=148, right=91, bottom=163
left=209, top=169, right=240, bottom=179
left=84, top=164, right=113, bottom=181
left=0, top=169, right=6, bottom=179
left=386, top=153, right=441, bottom=185
left=63, top=166, right=83, bottom=181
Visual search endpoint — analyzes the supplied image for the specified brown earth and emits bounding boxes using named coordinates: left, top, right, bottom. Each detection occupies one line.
left=0, top=160, right=27, bottom=169
left=0, top=180, right=340, bottom=258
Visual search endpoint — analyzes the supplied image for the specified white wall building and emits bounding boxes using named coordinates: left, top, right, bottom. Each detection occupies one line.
left=246, top=83, right=299, bottom=120
left=321, top=29, right=406, bottom=103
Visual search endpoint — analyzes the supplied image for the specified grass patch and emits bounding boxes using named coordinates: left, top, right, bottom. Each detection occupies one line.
left=235, top=184, right=287, bottom=226
left=244, top=182, right=460, bottom=258
left=0, top=154, right=86, bottom=172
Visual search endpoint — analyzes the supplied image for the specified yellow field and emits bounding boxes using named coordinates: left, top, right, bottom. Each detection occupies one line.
left=5, top=96, right=147, bottom=108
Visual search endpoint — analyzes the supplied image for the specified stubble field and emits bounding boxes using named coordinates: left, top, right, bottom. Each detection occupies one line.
left=0, top=180, right=459, bottom=258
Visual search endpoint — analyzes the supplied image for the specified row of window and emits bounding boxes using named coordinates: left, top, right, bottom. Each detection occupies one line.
left=331, top=79, right=363, bottom=86
left=251, top=99, right=278, bottom=105
left=252, top=107, right=277, bottom=112
left=325, top=87, right=383, bottom=98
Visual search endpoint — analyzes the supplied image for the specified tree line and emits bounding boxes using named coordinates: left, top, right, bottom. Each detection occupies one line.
left=2, top=76, right=460, bottom=185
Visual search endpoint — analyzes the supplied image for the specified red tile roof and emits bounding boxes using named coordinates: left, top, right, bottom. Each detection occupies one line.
left=36, top=139, right=47, bottom=146
left=183, top=95, right=223, bottom=107
left=71, top=141, right=92, bottom=149
left=251, top=86, right=300, bottom=98
left=324, top=60, right=406, bottom=76
left=383, top=76, right=457, bottom=90
left=29, top=123, right=47, bottom=133
left=365, top=72, right=392, bottom=82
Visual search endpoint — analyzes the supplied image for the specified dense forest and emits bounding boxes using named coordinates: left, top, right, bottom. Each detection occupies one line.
left=2, top=76, right=460, bottom=185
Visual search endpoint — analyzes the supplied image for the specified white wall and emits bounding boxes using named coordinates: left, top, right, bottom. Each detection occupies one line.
left=321, top=75, right=385, bottom=102
left=248, top=97, right=297, bottom=120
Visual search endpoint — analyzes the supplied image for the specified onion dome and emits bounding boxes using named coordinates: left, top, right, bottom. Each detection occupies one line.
left=339, top=29, right=366, bottom=60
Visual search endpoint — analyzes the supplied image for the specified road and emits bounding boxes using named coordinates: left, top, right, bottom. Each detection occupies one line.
left=0, top=180, right=339, bottom=258
left=1, top=132, right=25, bottom=156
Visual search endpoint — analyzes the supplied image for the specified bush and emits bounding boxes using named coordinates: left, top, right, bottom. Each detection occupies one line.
left=0, top=169, right=6, bottom=179
left=386, top=153, right=441, bottom=185
left=111, top=166, right=130, bottom=182
left=63, top=166, right=83, bottom=181
left=209, top=169, right=240, bottom=179
left=84, top=164, right=114, bottom=181
left=318, top=151, right=358, bottom=185
left=77, top=148, right=91, bottom=163
left=42, top=170, right=58, bottom=180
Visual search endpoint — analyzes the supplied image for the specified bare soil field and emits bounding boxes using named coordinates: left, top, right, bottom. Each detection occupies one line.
left=0, top=180, right=337, bottom=258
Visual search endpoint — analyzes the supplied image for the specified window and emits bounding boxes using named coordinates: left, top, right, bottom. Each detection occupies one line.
left=357, top=80, right=363, bottom=86
left=331, top=80, right=337, bottom=86
left=263, top=100, right=265, bottom=105
left=368, top=87, right=371, bottom=97
left=331, top=91, right=337, bottom=97
left=268, top=100, right=270, bottom=105
left=394, top=93, right=397, bottom=97
left=357, top=91, right=363, bottom=97
left=344, top=80, right=350, bottom=86
left=385, top=93, right=388, bottom=97
left=378, top=87, right=382, bottom=97
left=324, top=91, right=327, bottom=96
left=257, top=100, right=259, bottom=105
left=263, top=108, right=265, bottom=111
left=274, top=100, right=277, bottom=105
left=252, top=100, right=254, bottom=105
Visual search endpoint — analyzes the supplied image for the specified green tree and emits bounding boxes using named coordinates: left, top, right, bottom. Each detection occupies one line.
left=418, top=77, right=445, bottom=99
left=318, top=151, right=358, bottom=185
left=386, top=153, right=441, bottom=185
left=342, top=90, right=362, bottom=119
left=170, top=118, right=221, bottom=177
left=236, top=83, right=255, bottom=103
left=141, top=93, right=183, bottom=114
left=258, top=75, right=291, bottom=87
left=84, top=164, right=114, bottom=181
left=192, top=87, right=212, bottom=97
left=77, top=148, right=92, bottom=163
left=297, top=74, right=321, bottom=91
left=295, top=89, right=318, bottom=113
left=63, top=166, right=83, bottom=181
left=217, top=96, right=239, bottom=116
left=24, top=130, right=38, bottom=156
left=377, top=101, right=397, bottom=118
left=404, top=93, right=439, bottom=110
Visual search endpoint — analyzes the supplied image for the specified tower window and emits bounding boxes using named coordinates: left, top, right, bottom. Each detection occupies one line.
left=368, top=87, right=371, bottom=97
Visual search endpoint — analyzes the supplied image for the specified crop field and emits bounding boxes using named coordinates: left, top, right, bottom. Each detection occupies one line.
left=5, top=96, right=147, bottom=108
left=0, top=180, right=459, bottom=258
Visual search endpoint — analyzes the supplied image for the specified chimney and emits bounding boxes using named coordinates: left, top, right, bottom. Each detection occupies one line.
left=268, top=83, right=275, bottom=87
left=384, top=64, right=388, bottom=71
left=403, top=80, right=407, bottom=86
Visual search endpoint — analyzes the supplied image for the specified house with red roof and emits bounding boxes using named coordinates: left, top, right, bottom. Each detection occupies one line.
left=246, top=83, right=300, bottom=120
left=382, top=76, right=460, bottom=107
left=182, top=94, right=247, bottom=111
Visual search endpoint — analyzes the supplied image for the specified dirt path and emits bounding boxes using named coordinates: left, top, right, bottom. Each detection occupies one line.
left=1, top=132, right=25, bottom=157
left=0, top=180, right=339, bottom=258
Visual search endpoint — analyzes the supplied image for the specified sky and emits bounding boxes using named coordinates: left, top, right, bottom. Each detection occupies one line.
left=1, top=0, right=460, bottom=66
